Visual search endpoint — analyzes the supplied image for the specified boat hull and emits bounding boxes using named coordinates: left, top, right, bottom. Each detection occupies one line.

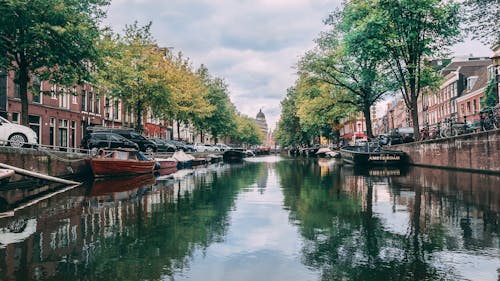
left=90, top=159, right=156, bottom=177
left=223, top=150, right=246, bottom=162
left=340, top=146, right=407, bottom=166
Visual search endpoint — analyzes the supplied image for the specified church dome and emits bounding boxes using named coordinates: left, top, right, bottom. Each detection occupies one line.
left=256, top=109, right=266, bottom=120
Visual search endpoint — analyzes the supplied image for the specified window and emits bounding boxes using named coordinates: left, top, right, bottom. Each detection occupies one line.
left=113, top=100, right=120, bottom=120
left=58, top=119, right=68, bottom=148
left=461, top=104, right=465, bottom=115
left=49, top=117, right=56, bottom=147
left=71, top=120, right=76, bottom=148
left=467, top=77, right=478, bottom=91
left=72, top=87, right=77, bottom=104
left=81, top=90, right=87, bottom=111
left=13, top=73, right=20, bottom=98
left=32, top=76, right=41, bottom=103
left=29, top=115, right=41, bottom=144
left=473, top=99, right=477, bottom=114
left=12, top=112, right=19, bottom=124
left=51, top=85, right=57, bottom=99
left=59, top=88, right=69, bottom=109
left=466, top=101, right=471, bottom=114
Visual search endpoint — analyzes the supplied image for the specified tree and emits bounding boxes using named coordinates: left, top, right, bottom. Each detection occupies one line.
left=373, top=0, right=461, bottom=139
left=0, top=0, right=109, bottom=125
left=231, top=115, right=263, bottom=146
left=162, top=53, right=214, bottom=140
left=193, top=65, right=237, bottom=143
left=294, top=74, right=355, bottom=143
left=96, top=22, right=172, bottom=132
left=481, top=78, right=497, bottom=108
left=463, top=0, right=500, bottom=45
left=276, top=87, right=313, bottom=147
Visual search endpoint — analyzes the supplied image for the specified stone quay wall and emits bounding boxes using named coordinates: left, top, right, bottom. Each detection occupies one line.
left=395, top=129, right=500, bottom=174
left=0, top=147, right=90, bottom=181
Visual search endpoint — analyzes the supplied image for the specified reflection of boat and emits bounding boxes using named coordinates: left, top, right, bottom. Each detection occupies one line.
left=223, top=149, right=246, bottom=162
left=353, top=166, right=407, bottom=177
left=316, top=148, right=340, bottom=158
left=90, top=173, right=156, bottom=196
left=89, top=149, right=156, bottom=177
left=340, top=145, right=407, bottom=166
left=0, top=169, right=14, bottom=184
left=0, top=218, right=37, bottom=248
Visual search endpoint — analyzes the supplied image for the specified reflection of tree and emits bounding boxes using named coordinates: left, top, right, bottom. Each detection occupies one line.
left=277, top=161, right=453, bottom=280
left=40, top=163, right=266, bottom=281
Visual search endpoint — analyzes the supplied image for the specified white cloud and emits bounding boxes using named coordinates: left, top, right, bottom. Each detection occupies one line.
left=104, top=0, right=491, bottom=131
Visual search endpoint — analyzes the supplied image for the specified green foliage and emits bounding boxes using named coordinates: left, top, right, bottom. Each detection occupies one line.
left=482, top=78, right=498, bottom=108
left=463, top=0, right=500, bottom=45
left=193, top=65, right=237, bottom=141
left=231, top=115, right=263, bottom=145
left=373, top=0, right=462, bottom=137
left=276, top=87, right=313, bottom=147
left=0, top=0, right=109, bottom=125
left=95, top=22, right=172, bottom=131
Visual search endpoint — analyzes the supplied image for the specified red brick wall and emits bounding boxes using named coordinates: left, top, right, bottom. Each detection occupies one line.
left=396, top=129, right=500, bottom=173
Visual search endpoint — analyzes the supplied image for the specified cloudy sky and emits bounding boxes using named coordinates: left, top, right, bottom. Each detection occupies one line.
left=104, top=0, right=492, bottom=130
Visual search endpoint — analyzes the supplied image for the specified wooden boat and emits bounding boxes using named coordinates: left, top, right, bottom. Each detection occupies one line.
left=0, top=169, right=14, bottom=185
left=223, top=149, right=246, bottom=162
left=340, top=145, right=407, bottom=166
left=155, top=158, right=178, bottom=170
left=88, top=149, right=156, bottom=177
left=90, top=173, right=157, bottom=196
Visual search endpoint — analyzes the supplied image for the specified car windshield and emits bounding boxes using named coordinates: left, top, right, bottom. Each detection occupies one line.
left=0, top=116, right=11, bottom=124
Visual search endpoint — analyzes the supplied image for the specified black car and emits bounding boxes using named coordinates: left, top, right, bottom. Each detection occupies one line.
left=81, top=132, right=139, bottom=151
left=150, top=138, right=176, bottom=152
left=85, top=127, right=157, bottom=153
left=165, top=140, right=196, bottom=152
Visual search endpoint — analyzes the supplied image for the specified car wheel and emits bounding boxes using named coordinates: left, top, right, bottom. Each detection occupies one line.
left=145, top=146, right=154, bottom=154
left=8, top=133, right=27, bottom=148
left=167, top=147, right=175, bottom=152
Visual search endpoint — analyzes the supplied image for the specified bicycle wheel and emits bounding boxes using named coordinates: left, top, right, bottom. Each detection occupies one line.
left=441, top=128, right=450, bottom=138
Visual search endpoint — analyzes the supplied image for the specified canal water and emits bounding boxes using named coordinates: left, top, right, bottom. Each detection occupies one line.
left=0, top=156, right=498, bottom=281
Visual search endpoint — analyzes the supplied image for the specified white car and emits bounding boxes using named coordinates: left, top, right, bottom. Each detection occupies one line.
left=0, top=116, right=38, bottom=148
left=194, top=143, right=219, bottom=152
left=215, top=143, right=231, bottom=151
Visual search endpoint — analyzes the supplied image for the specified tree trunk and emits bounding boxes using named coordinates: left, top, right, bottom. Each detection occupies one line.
left=363, top=105, right=373, bottom=139
left=18, top=66, right=30, bottom=126
left=176, top=120, right=181, bottom=140
left=411, top=95, right=420, bottom=141
left=135, top=101, right=143, bottom=133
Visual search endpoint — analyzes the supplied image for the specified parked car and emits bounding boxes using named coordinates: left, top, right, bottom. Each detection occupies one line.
left=165, top=140, right=196, bottom=152
left=0, top=116, right=38, bottom=148
left=389, top=127, right=415, bottom=145
left=150, top=139, right=176, bottom=152
left=195, top=143, right=220, bottom=152
left=215, top=143, right=231, bottom=151
left=85, top=127, right=157, bottom=153
left=80, top=132, right=139, bottom=151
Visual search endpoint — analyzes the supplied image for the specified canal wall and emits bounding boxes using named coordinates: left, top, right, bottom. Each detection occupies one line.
left=0, top=147, right=90, bottom=181
left=395, top=129, right=500, bottom=174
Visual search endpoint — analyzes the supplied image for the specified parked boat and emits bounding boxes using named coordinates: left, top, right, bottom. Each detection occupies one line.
left=340, top=145, right=407, bottom=166
left=223, top=149, right=246, bottom=162
left=172, top=150, right=194, bottom=169
left=155, top=157, right=178, bottom=170
left=0, top=169, right=14, bottom=185
left=88, top=149, right=156, bottom=177
left=207, top=154, right=223, bottom=163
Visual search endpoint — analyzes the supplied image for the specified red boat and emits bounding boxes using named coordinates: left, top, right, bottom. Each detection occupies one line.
left=90, top=173, right=157, bottom=197
left=155, top=158, right=178, bottom=169
left=89, top=149, right=156, bottom=177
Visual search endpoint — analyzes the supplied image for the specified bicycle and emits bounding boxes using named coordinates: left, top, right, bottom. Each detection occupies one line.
left=480, top=104, right=500, bottom=131
left=440, top=114, right=475, bottom=137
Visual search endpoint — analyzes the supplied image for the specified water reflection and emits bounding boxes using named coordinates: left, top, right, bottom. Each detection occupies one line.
left=0, top=159, right=498, bottom=281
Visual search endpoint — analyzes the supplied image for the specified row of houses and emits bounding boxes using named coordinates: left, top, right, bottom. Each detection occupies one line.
left=0, top=68, right=219, bottom=149
left=339, top=45, right=500, bottom=142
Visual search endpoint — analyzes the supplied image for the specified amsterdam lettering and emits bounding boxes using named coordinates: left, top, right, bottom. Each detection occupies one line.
left=368, top=155, right=400, bottom=161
